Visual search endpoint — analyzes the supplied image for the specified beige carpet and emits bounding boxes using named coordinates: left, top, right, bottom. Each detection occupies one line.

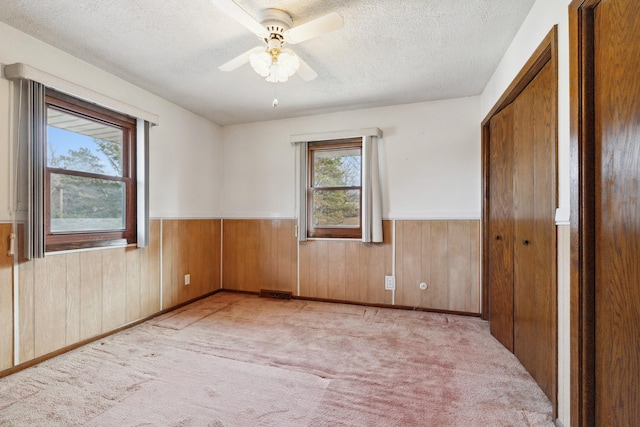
left=0, top=292, right=554, bottom=426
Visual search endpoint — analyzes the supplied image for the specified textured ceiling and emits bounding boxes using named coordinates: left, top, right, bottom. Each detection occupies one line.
left=0, top=0, right=535, bottom=126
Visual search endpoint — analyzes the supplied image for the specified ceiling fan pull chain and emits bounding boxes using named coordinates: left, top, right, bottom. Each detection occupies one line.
left=272, top=83, right=279, bottom=108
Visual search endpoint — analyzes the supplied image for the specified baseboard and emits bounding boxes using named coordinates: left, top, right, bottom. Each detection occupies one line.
left=0, top=289, right=223, bottom=380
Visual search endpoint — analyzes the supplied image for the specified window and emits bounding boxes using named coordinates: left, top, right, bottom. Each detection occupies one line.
left=307, top=138, right=362, bottom=238
left=44, top=89, right=137, bottom=251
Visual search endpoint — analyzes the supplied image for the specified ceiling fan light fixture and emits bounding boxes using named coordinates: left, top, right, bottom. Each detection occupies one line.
left=249, top=50, right=272, bottom=77
left=250, top=47, right=300, bottom=83
left=278, top=49, right=300, bottom=74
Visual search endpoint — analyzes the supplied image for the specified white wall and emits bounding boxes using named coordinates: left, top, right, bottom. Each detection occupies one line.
left=222, top=96, right=481, bottom=220
left=480, top=1, right=572, bottom=425
left=0, top=21, right=223, bottom=221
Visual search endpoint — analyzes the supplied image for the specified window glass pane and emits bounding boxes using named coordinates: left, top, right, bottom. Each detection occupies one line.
left=47, top=108, right=123, bottom=176
left=312, top=189, right=360, bottom=227
left=313, top=147, right=361, bottom=187
left=50, top=173, right=125, bottom=232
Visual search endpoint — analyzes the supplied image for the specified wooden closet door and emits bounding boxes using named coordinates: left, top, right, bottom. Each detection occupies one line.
left=512, top=61, right=556, bottom=405
left=488, top=104, right=515, bottom=352
left=594, top=0, right=640, bottom=424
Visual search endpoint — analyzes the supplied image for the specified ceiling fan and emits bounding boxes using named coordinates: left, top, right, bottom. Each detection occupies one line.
left=214, top=0, right=344, bottom=83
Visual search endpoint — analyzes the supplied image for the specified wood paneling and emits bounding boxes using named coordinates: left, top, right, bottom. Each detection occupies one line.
left=79, top=250, right=103, bottom=340
left=65, top=253, right=81, bottom=345
left=593, top=1, right=640, bottom=424
left=18, top=254, right=35, bottom=361
left=1, top=218, right=217, bottom=370
left=299, top=221, right=393, bottom=305
left=0, top=224, right=13, bottom=370
left=223, top=219, right=296, bottom=293
left=161, top=219, right=221, bottom=310
left=34, top=256, right=67, bottom=357
left=102, top=249, right=127, bottom=332
left=488, top=104, right=515, bottom=350
left=396, top=220, right=480, bottom=313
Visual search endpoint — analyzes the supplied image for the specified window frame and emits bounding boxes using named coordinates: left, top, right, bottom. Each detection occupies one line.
left=44, top=89, right=137, bottom=251
left=307, top=138, right=363, bottom=239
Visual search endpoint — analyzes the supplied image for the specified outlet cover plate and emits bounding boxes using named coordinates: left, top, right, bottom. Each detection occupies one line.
left=184, top=274, right=190, bottom=285
left=385, top=275, right=396, bottom=290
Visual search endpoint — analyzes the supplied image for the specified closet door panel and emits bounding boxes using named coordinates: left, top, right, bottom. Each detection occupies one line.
left=488, top=104, right=515, bottom=351
left=531, top=62, right=557, bottom=403
left=513, top=61, right=557, bottom=404
left=512, top=75, right=537, bottom=380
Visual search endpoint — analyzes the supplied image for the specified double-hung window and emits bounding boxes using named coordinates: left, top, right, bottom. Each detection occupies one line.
left=295, top=127, right=383, bottom=243
left=307, top=138, right=362, bottom=239
left=45, top=89, right=137, bottom=251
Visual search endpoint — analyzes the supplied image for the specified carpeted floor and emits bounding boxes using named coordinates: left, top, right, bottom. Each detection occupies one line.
left=0, top=292, right=554, bottom=426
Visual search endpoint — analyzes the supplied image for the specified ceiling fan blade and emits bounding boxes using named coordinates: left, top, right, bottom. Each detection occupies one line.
left=212, top=0, right=267, bottom=38
left=219, top=46, right=264, bottom=71
left=284, top=12, right=344, bottom=44
left=296, top=56, right=318, bottom=81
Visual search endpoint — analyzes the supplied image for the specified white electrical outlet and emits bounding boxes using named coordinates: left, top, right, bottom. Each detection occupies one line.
left=184, top=274, right=191, bottom=286
left=385, top=275, right=396, bottom=290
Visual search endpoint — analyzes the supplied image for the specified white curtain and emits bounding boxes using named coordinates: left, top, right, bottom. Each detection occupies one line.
left=136, top=119, right=150, bottom=248
left=293, top=128, right=383, bottom=243
left=362, top=135, right=383, bottom=243
left=296, top=141, right=308, bottom=242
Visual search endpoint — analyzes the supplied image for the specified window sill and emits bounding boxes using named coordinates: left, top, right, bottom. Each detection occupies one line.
left=305, top=237, right=362, bottom=242
left=45, top=242, right=136, bottom=256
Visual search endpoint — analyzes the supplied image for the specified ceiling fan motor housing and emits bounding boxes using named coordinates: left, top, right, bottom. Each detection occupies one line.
left=259, top=8, right=293, bottom=44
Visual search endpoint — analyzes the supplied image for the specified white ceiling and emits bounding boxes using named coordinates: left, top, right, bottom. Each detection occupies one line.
left=0, top=0, right=535, bottom=126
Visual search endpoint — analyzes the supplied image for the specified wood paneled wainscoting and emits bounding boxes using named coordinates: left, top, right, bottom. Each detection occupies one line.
left=395, top=220, right=480, bottom=313
left=222, top=219, right=480, bottom=313
left=0, top=223, right=13, bottom=371
left=222, top=219, right=297, bottom=293
left=299, top=221, right=393, bottom=304
left=161, top=219, right=221, bottom=310
left=17, top=221, right=163, bottom=362
left=0, top=218, right=222, bottom=375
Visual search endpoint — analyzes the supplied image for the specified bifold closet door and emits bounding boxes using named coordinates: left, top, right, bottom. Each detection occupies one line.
left=512, top=61, right=556, bottom=404
left=488, top=104, right=515, bottom=352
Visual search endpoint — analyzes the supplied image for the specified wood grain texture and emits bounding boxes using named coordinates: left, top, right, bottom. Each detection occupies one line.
left=35, top=256, right=67, bottom=357
left=65, top=253, right=81, bottom=345
left=223, top=219, right=296, bottom=293
left=299, top=221, right=392, bottom=305
left=102, top=249, right=127, bottom=332
left=79, top=250, right=103, bottom=340
left=0, top=224, right=13, bottom=370
left=146, top=219, right=162, bottom=315
left=594, top=1, right=640, bottom=424
left=568, top=3, right=597, bottom=425
left=395, top=220, right=480, bottom=313
left=512, top=65, right=538, bottom=381
left=161, top=219, right=177, bottom=309
left=162, top=219, right=222, bottom=308
left=488, top=104, right=515, bottom=350
left=12, top=220, right=167, bottom=366
left=513, top=61, right=557, bottom=406
left=18, top=256, right=35, bottom=362
left=430, top=221, right=449, bottom=309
